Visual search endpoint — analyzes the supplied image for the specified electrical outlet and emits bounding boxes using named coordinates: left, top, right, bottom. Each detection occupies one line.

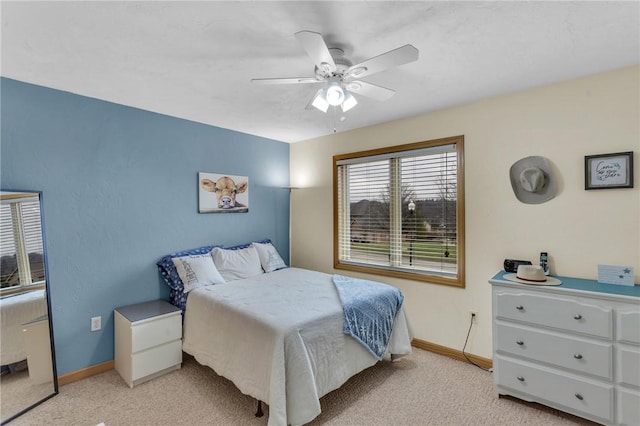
left=469, top=311, right=478, bottom=324
left=91, top=316, right=101, bottom=332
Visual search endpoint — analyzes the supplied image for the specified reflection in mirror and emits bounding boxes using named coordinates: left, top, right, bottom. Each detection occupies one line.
left=0, top=191, right=57, bottom=424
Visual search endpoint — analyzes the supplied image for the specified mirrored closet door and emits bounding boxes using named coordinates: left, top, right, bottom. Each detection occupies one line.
left=0, top=190, right=57, bottom=424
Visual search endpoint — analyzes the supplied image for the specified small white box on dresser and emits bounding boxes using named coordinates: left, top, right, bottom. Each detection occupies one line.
left=489, top=272, right=640, bottom=426
left=114, top=300, right=182, bottom=388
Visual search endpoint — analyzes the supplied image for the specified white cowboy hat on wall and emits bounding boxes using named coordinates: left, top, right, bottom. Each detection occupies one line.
left=510, top=155, right=557, bottom=204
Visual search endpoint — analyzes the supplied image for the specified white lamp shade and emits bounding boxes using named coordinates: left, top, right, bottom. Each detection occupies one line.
left=341, top=91, right=358, bottom=112
left=311, top=90, right=329, bottom=112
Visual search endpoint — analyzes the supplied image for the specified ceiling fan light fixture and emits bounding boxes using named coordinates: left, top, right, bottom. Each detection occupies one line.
left=341, top=91, right=357, bottom=112
left=253, top=31, right=419, bottom=117
left=326, top=83, right=345, bottom=106
left=311, top=89, right=330, bottom=112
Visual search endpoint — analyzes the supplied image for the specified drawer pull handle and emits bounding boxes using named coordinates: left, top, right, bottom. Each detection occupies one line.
left=574, top=314, right=583, bottom=320
left=574, top=354, right=583, bottom=360
left=575, top=393, right=583, bottom=401
left=516, top=340, right=524, bottom=346
left=517, top=376, right=525, bottom=382
left=516, top=305, right=524, bottom=311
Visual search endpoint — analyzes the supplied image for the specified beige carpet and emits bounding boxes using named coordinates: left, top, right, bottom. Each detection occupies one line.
left=1, top=367, right=56, bottom=421
left=7, top=348, right=597, bottom=426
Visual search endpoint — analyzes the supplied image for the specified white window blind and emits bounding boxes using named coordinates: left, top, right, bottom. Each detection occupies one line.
left=0, top=195, right=45, bottom=290
left=334, top=137, right=464, bottom=285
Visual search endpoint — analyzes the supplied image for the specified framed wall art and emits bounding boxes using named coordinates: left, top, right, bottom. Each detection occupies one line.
left=584, top=151, right=634, bottom=190
left=198, top=172, right=249, bottom=213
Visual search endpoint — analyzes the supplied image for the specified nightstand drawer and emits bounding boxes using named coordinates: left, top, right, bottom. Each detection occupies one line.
left=495, top=292, right=613, bottom=339
left=131, top=313, right=181, bottom=353
left=495, top=322, right=613, bottom=380
left=496, top=356, right=614, bottom=423
left=131, top=340, right=182, bottom=382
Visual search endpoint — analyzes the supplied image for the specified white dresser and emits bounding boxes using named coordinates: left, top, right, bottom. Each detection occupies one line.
left=114, top=300, right=182, bottom=388
left=490, top=272, right=640, bottom=426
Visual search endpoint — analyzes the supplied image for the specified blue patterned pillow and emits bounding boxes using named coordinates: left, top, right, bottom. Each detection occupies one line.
left=156, top=245, right=221, bottom=310
left=167, top=287, right=189, bottom=313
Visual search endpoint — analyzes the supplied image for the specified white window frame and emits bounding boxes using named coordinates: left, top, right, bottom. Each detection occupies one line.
left=1, top=192, right=46, bottom=294
left=333, top=136, right=465, bottom=287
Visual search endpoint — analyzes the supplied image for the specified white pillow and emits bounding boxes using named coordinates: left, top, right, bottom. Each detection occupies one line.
left=252, top=242, right=287, bottom=273
left=172, top=253, right=225, bottom=292
left=211, top=246, right=263, bottom=282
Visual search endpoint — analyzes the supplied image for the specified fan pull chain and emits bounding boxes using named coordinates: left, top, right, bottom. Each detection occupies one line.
left=332, top=106, right=337, bottom=133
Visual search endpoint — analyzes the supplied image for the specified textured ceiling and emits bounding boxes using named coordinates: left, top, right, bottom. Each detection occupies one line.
left=2, top=1, right=639, bottom=143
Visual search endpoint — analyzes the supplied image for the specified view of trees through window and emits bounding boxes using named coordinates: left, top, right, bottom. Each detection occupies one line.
left=347, top=179, right=458, bottom=272
left=335, top=136, right=464, bottom=286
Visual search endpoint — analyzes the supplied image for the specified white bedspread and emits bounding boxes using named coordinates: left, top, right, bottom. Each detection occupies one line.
left=0, top=289, right=47, bottom=365
left=182, top=267, right=412, bottom=426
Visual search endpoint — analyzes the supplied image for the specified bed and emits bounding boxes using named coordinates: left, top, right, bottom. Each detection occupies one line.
left=157, top=241, right=413, bottom=426
left=0, top=289, right=48, bottom=366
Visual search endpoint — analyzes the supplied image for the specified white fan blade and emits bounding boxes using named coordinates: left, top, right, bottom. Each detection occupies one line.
left=295, top=30, right=337, bottom=76
left=251, top=77, right=323, bottom=85
left=345, top=44, right=419, bottom=80
left=345, top=81, right=395, bottom=101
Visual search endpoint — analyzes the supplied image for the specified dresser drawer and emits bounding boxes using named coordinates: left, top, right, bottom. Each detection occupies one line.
left=495, top=322, right=613, bottom=380
left=495, top=292, right=613, bottom=339
left=617, top=310, right=640, bottom=345
left=618, top=387, right=640, bottom=426
left=617, top=346, right=640, bottom=388
left=131, top=312, right=181, bottom=353
left=495, top=356, right=614, bottom=423
left=131, top=340, right=182, bottom=382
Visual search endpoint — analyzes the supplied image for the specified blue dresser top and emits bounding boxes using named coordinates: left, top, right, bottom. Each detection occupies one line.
left=491, top=270, right=640, bottom=298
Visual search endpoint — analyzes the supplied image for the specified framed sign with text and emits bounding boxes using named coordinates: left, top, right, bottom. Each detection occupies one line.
left=584, top=151, right=634, bottom=190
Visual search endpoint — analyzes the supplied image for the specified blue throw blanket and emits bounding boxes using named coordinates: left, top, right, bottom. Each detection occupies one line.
left=332, top=275, right=404, bottom=360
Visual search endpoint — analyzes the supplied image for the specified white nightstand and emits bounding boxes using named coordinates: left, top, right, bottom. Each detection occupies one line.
left=22, top=315, right=54, bottom=385
left=114, top=300, right=182, bottom=388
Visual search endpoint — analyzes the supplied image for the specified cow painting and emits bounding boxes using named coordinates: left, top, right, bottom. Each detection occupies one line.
left=198, top=172, right=249, bottom=213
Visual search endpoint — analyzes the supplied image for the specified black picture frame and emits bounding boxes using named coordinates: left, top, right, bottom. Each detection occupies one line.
left=584, top=151, right=634, bottom=190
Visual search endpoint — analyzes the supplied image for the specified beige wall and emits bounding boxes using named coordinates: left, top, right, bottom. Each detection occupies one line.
left=289, top=65, right=640, bottom=359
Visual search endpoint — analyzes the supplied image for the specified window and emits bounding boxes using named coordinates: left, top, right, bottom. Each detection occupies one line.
left=333, top=136, right=465, bottom=287
left=0, top=192, right=46, bottom=293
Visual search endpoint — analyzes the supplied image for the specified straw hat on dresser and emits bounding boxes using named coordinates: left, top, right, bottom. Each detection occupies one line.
left=504, top=264, right=562, bottom=286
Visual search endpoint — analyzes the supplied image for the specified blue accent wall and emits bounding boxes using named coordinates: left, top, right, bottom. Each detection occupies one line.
left=0, top=78, right=290, bottom=375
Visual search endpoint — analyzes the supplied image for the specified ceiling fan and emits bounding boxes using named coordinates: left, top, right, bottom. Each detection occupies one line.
left=251, top=31, right=419, bottom=113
